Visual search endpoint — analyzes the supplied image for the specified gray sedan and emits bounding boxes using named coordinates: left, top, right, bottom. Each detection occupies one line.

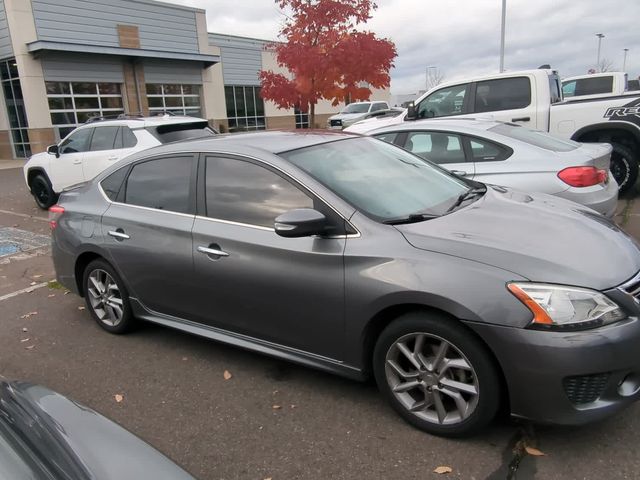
left=50, top=131, right=640, bottom=437
left=365, top=118, right=619, bottom=218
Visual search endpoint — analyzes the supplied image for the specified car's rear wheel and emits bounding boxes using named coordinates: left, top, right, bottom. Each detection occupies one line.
left=83, top=259, right=135, bottom=334
left=373, top=312, right=500, bottom=437
left=30, top=174, right=58, bottom=209
left=610, top=143, right=638, bottom=193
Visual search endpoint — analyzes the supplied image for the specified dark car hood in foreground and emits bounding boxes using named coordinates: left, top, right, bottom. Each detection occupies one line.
left=398, top=186, right=640, bottom=290
left=0, top=380, right=195, bottom=480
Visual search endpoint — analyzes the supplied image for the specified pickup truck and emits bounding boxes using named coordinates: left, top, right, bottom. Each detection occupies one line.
left=562, top=72, right=636, bottom=100
left=346, top=68, right=640, bottom=192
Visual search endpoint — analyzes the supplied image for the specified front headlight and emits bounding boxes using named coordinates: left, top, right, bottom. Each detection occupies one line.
left=508, top=282, right=626, bottom=330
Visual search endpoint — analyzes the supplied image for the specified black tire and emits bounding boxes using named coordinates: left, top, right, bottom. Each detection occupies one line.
left=610, top=143, right=639, bottom=193
left=30, top=173, right=58, bottom=209
left=82, top=259, right=135, bottom=334
left=373, top=312, right=500, bottom=437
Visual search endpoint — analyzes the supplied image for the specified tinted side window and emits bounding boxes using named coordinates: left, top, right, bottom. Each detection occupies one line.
left=575, top=76, right=613, bottom=96
left=370, top=103, right=387, bottom=112
left=474, top=77, right=531, bottom=112
left=59, top=128, right=93, bottom=154
left=205, top=157, right=313, bottom=228
left=101, top=166, right=129, bottom=200
left=468, top=137, right=510, bottom=162
left=417, top=84, right=468, bottom=118
left=562, top=81, right=576, bottom=98
left=373, top=132, right=398, bottom=144
left=405, top=131, right=466, bottom=164
left=89, top=126, right=118, bottom=151
left=125, top=156, right=193, bottom=213
left=114, top=127, right=138, bottom=149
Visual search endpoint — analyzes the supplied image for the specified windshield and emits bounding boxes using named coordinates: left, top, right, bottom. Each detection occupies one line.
left=280, top=137, right=469, bottom=222
left=341, top=103, right=370, bottom=114
left=489, top=123, right=579, bottom=152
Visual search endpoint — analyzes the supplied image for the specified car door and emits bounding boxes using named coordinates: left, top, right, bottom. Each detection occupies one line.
left=83, top=126, right=139, bottom=181
left=399, top=130, right=474, bottom=178
left=415, top=83, right=472, bottom=119
left=100, top=154, right=197, bottom=318
left=472, top=77, right=537, bottom=128
left=189, top=154, right=346, bottom=360
left=463, top=136, right=514, bottom=185
left=48, top=127, right=93, bottom=191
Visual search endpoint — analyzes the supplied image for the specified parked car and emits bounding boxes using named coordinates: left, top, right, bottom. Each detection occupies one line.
left=366, top=118, right=618, bottom=218
left=0, top=377, right=195, bottom=479
left=562, top=72, right=633, bottom=100
left=50, top=131, right=640, bottom=437
left=24, top=114, right=217, bottom=209
left=327, top=101, right=389, bottom=130
left=344, top=68, right=640, bottom=192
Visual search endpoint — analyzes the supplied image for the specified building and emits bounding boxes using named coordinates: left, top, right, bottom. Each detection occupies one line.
left=0, top=0, right=389, bottom=158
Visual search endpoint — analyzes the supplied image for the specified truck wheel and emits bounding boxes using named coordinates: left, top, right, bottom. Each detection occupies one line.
left=610, top=143, right=638, bottom=193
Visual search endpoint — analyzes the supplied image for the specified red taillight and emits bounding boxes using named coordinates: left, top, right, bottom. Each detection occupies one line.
left=48, top=205, right=65, bottom=229
left=557, top=166, right=607, bottom=187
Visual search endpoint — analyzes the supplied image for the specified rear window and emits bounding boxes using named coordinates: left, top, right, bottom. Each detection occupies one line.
left=149, top=121, right=217, bottom=144
left=489, top=123, right=579, bottom=152
left=564, top=76, right=614, bottom=97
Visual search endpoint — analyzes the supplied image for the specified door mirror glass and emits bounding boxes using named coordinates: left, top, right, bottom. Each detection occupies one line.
left=47, top=144, right=59, bottom=157
left=274, top=208, right=327, bottom=238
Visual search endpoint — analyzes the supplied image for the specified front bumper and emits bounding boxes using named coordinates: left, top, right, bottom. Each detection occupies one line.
left=465, top=302, right=640, bottom=425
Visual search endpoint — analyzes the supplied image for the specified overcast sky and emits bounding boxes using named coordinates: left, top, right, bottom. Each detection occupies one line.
left=165, top=0, right=639, bottom=94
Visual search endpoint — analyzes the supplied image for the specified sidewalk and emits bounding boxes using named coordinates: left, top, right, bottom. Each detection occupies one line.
left=0, top=159, right=26, bottom=170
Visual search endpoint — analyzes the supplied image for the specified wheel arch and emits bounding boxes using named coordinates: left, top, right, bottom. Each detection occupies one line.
left=26, top=167, right=50, bottom=191
left=571, top=122, right=640, bottom=151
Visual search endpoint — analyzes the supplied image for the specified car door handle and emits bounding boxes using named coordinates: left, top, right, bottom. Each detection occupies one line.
left=108, top=155, right=119, bottom=161
left=450, top=170, right=468, bottom=176
left=197, top=245, right=229, bottom=257
left=73, top=159, right=82, bottom=165
left=511, top=116, right=530, bottom=122
left=108, top=230, right=130, bottom=240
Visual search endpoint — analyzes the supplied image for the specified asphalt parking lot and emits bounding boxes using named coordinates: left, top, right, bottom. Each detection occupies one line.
left=1, top=163, right=639, bottom=480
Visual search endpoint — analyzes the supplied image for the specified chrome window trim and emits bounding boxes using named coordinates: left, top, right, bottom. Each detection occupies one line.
left=96, top=149, right=362, bottom=238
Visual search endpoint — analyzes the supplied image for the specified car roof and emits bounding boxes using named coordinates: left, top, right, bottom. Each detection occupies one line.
left=370, top=117, right=507, bottom=134
left=75, top=115, right=208, bottom=129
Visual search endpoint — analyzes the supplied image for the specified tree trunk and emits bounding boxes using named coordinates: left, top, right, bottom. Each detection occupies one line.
left=310, top=102, right=316, bottom=129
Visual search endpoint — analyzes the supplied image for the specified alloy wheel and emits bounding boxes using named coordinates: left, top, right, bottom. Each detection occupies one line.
left=87, top=269, right=124, bottom=327
left=33, top=179, right=51, bottom=208
left=385, top=332, right=479, bottom=425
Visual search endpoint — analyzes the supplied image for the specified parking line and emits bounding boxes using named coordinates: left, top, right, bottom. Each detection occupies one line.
left=0, top=281, right=50, bottom=302
left=0, top=209, right=48, bottom=222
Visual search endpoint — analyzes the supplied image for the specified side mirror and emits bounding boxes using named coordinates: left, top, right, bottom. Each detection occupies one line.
left=47, top=144, right=59, bottom=158
left=274, top=208, right=328, bottom=238
left=406, top=103, right=417, bottom=121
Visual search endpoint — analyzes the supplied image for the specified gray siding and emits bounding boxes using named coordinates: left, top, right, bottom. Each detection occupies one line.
left=144, top=60, right=202, bottom=85
left=0, top=0, right=12, bottom=60
left=209, top=34, right=267, bottom=86
left=32, top=0, right=200, bottom=54
left=41, top=53, right=124, bottom=83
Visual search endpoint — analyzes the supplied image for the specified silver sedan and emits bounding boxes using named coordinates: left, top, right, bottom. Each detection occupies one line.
left=364, top=118, right=618, bottom=217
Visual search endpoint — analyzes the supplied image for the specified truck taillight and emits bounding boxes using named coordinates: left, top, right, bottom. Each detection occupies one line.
left=558, top=166, right=607, bottom=187
left=48, top=205, right=65, bottom=229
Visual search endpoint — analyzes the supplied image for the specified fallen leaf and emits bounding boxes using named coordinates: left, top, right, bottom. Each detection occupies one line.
left=182, top=357, right=188, bottom=361
left=64, top=291, right=70, bottom=295
left=48, top=294, right=55, bottom=298
left=22, top=327, right=28, bottom=332
left=290, top=404, right=297, bottom=409
left=25, top=345, right=35, bottom=350
left=434, top=466, right=453, bottom=474
left=77, top=306, right=85, bottom=311
left=272, top=405, right=281, bottom=410
left=223, top=370, right=232, bottom=380
left=20, top=338, right=30, bottom=342
left=29, top=281, right=37, bottom=286
left=264, top=478, right=272, bottom=480
left=32, top=275, right=42, bottom=279
left=525, top=446, right=545, bottom=456
left=20, top=311, right=38, bottom=319
left=114, top=394, right=124, bottom=403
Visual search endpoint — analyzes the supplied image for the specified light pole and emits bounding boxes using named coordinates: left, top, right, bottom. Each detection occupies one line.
left=623, top=48, right=629, bottom=72
left=425, top=65, right=436, bottom=90
left=499, top=0, right=506, bottom=72
left=595, top=33, right=605, bottom=69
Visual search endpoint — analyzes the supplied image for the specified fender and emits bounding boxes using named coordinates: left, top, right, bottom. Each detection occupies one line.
left=571, top=120, right=640, bottom=145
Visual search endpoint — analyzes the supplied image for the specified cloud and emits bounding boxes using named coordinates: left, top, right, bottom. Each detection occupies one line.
left=159, top=0, right=640, bottom=94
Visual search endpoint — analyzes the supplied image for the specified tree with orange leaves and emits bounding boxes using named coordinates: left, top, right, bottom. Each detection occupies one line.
left=259, top=0, right=396, bottom=128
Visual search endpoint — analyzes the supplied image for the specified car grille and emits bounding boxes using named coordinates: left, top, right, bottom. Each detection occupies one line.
left=330, top=119, right=342, bottom=127
left=563, top=373, right=610, bottom=405
left=621, top=271, right=640, bottom=299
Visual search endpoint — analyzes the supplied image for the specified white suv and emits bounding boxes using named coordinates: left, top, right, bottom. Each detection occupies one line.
left=327, top=101, right=390, bottom=130
left=24, top=115, right=216, bottom=209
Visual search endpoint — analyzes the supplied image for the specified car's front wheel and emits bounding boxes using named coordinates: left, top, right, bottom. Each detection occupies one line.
left=83, top=259, right=135, bottom=334
left=30, top=173, right=58, bottom=209
left=373, top=312, right=501, bottom=437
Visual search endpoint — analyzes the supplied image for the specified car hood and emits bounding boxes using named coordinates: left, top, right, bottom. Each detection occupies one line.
left=396, top=186, right=640, bottom=290
left=0, top=380, right=195, bottom=480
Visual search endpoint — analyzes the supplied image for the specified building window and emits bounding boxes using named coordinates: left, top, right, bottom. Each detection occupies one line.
left=294, top=106, right=309, bottom=129
left=224, top=86, right=265, bottom=132
left=46, top=82, right=124, bottom=139
left=1, top=59, right=30, bottom=157
left=146, top=84, right=202, bottom=117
